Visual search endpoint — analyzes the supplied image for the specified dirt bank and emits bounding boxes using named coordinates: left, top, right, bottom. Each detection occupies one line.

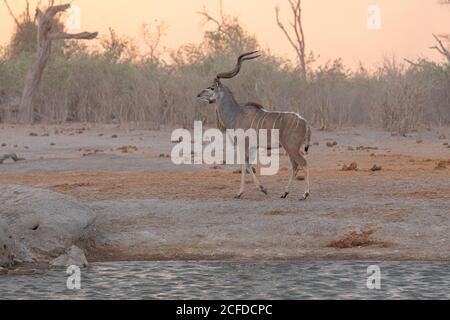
left=1, top=124, right=449, bottom=261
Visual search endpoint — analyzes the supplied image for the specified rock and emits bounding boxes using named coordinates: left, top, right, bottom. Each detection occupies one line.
left=326, top=141, right=338, bottom=147
left=0, top=218, right=16, bottom=267
left=0, top=185, right=95, bottom=264
left=50, top=245, right=88, bottom=268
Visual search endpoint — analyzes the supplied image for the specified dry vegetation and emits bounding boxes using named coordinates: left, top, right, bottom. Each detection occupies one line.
left=0, top=1, right=449, bottom=134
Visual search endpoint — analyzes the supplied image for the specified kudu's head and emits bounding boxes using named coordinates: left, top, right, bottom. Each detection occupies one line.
left=196, top=51, right=261, bottom=104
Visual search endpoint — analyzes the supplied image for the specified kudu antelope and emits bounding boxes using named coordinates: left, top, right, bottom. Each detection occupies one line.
left=197, top=51, right=311, bottom=200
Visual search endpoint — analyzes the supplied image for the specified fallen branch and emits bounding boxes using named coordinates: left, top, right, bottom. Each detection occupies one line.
left=0, top=153, right=26, bottom=164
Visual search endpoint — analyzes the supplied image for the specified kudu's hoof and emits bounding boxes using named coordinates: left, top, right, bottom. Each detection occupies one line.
left=260, top=186, right=268, bottom=195
left=234, top=193, right=243, bottom=200
left=300, top=192, right=310, bottom=201
left=280, top=192, right=289, bottom=199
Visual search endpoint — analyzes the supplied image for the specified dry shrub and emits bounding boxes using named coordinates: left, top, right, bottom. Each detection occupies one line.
left=342, top=162, right=358, bottom=171
left=371, top=165, right=382, bottom=172
left=0, top=7, right=449, bottom=130
left=328, top=227, right=389, bottom=248
left=435, top=160, right=450, bottom=170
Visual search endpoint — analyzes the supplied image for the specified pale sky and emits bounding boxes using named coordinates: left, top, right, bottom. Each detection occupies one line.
left=1, top=0, right=449, bottom=68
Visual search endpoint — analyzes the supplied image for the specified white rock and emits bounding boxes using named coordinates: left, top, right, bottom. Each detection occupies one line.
left=0, top=184, right=95, bottom=264
left=0, top=218, right=15, bottom=267
left=50, top=245, right=89, bottom=268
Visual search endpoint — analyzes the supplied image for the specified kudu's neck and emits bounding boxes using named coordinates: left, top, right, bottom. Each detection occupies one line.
left=216, top=85, right=241, bottom=128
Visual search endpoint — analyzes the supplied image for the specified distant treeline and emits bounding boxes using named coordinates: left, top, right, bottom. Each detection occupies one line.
left=0, top=11, right=449, bottom=134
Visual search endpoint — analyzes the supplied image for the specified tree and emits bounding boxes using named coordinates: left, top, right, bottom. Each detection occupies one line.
left=140, top=21, right=168, bottom=62
left=275, top=0, right=307, bottom=80
left=197, top=0, right=258, bottom=56
left=6, top=2, right=98, bottom=123
left=430, top=34, right=450, bottom=64
left=430, top=0, right=450, bottom=64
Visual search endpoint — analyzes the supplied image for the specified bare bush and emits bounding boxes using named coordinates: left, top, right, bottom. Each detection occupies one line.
left=0, top=3, right=449, bottom=130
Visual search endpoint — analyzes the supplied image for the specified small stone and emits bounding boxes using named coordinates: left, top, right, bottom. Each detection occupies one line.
left=50, top=245, right=88, bottom=268
left=326, top=141, right=338, bottom=147
left=111, top=134, right=118, bottom=138
left=29, top=132, right=38, bottom=137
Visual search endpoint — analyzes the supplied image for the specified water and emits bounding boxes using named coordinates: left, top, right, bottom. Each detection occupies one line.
left=1, top=261, right=449, bottom=300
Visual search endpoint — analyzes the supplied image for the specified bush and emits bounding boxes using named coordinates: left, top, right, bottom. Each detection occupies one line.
left=0, top=14, right=449, bottom=130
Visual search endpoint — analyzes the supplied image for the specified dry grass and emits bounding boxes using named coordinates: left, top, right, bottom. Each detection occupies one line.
left=328, top=227, right=390, bottom=249
left=264, top=210, right=289, bottom=216
left=342, top=162, right=358, bottom=171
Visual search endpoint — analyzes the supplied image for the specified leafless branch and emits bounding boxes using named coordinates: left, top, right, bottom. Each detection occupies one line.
left=275, top=0, right=307, bottom=79
left=430, top=34, right=450, bottom=63
left=197, top=5, right=224, bottom=33
left=2, top=0, right=20, bottom=26
left=49, top=31, right=98, bottom=40
left=45, top=3, right=71, bottom=18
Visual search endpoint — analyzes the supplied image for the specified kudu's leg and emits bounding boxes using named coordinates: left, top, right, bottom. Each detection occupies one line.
left=234, top=164, right=246, bottom=199
left=297, top=153, right=310, bottom=200
left=284, top=151, right=310, bottom=200
left=247, top=146, right=267, bottom=195
left=281, top=159, right=298, bottom=199
left=247, top=164, right=268, bottom=195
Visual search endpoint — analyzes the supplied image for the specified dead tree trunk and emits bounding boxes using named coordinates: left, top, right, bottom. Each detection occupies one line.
left=19, top=4, right=97, bottom=124
left=275, top=0, right=307, bottom=80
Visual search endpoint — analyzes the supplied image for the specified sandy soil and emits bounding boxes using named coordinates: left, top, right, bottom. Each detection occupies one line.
left=1, top=123, right=449, bottom=261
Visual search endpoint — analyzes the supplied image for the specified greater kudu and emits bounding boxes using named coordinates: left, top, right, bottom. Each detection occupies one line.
left=197, top=51, right=311, bottom=200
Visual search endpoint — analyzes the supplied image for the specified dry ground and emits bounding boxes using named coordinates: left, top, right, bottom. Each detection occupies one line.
left=0, top=123, right=449, bottom=261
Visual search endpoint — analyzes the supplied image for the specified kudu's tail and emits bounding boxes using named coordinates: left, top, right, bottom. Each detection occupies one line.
left=304, top=125, right=311, bottom=154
